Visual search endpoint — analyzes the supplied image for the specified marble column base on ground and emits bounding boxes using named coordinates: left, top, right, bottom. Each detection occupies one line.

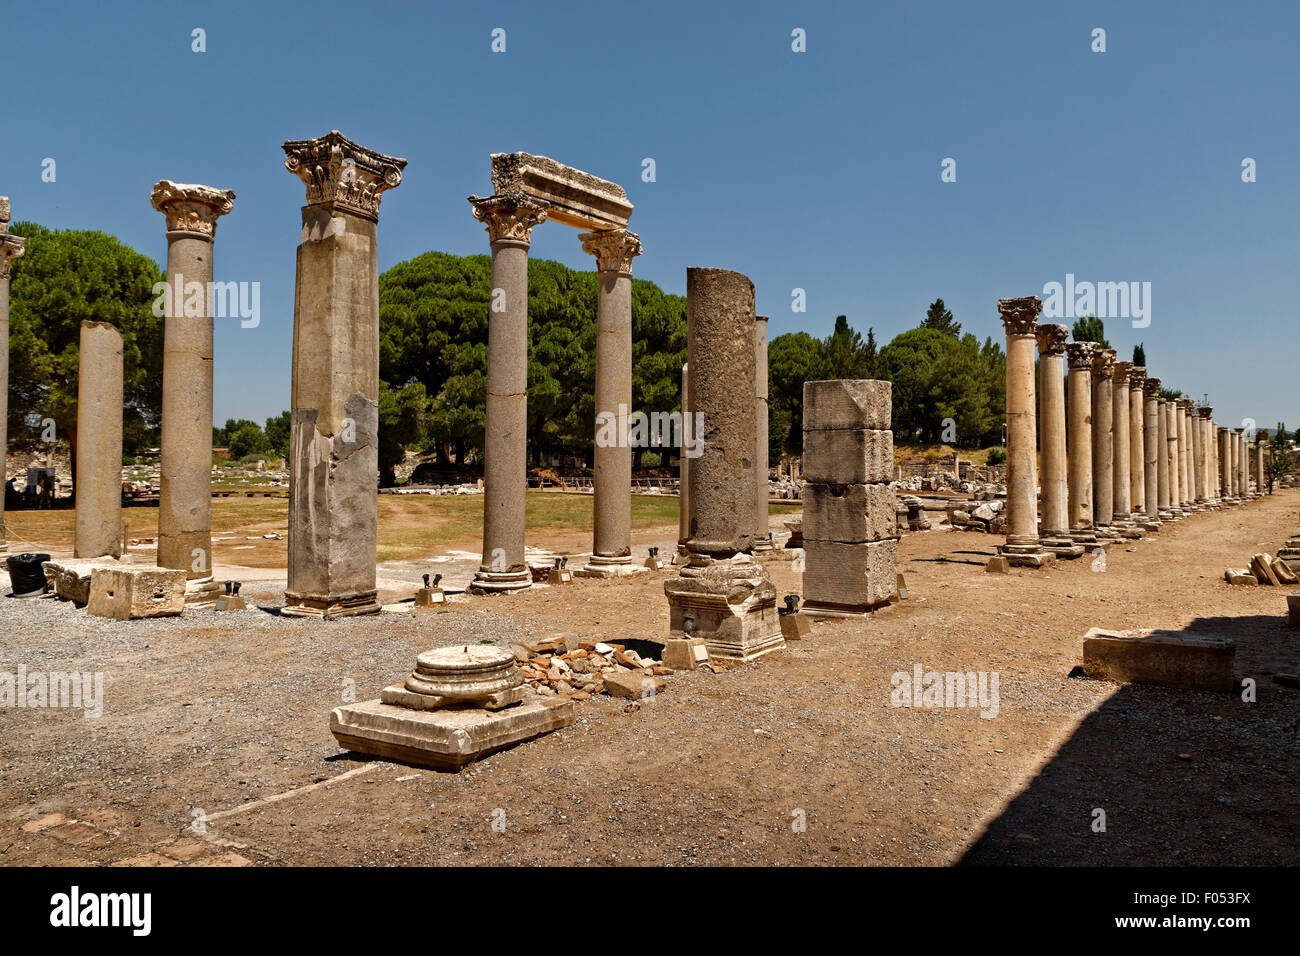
left=1070, top=527, right=1100, bottom=546
left=1136, top=518, right=1163, bottom=532
left=1091, top=526, right=1125, bottom=544
left=664, top=553, right=783, bottom=662
left=467, top=568, right=532, bottom=595
left=281, top=589, right=380, bottom=619
left=184, top=576, right=222, bottom=606
left=574, top=554, right=648, bottom=578
left=998, top=540, right=1056, bottom=568
left=753, top=534, right=776, bottom=553
left=1107, top=516, right=1145, bottom=539
left=1039, top=534, right=1085, bottom=558
left=329, top=646, right=573, bottom=770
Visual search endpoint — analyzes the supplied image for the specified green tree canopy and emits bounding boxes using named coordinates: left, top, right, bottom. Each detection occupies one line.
left=921, top=298, right=961, bottom=336
left=879, top=328, right=1005, bottom=446
left=1071, top=314, right=1111, bottom=351
left=1132, top=342, right=1146, bottom=367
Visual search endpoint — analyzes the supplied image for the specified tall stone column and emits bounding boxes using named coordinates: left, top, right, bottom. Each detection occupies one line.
left=1218, top=426, right=1232, bottom=500
left=1142, top=378, right=1162, bottom=524
left=997, top=297, right=1052, bottom=567
left=1192, top=403, right=1207, bottom=506
left=1110, top=361, right=1139, bottom=536
left=1235, top=429, right=1246, bottom=498
left=1179, top=400, right=1194, bottom=509
left=1199, top=407, right=1217, bottom=506
left=1090, top=348, right=1117, bottom=537
left=1066, top=342, right=1097, bottom=543
left=0, top=199, right=25, bottom=555
left=466, top=193, right=547, bottom=593
left=753, top=314, right=773, bottom=552
left=74, top=321, right=124, bottom=559
left=149, top=182, right=235, bottom=605
left=665, top=268, right=781, bottom=660
left=677, top=362, right=690, bottom=555
left=281, top=131, right=406, bottom=617
left=1157, top=399, right=1173, bottom=518
left=577, top=228, right=642, bottom=578
left=1165, top=400, right=1183, bottom=517
left=1036, top=325, right=1080, bottom=557
left=1128, top=367, right=1147, bottom=519
left=1255, top=438, right=1266, bottom=495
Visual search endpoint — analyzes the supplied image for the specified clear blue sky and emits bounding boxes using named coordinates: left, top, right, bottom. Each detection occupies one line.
left=3, top=0, right=1296, bottom=433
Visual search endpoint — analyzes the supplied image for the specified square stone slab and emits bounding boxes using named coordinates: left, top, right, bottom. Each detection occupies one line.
left=330, top=697, right=574, bottom=770
left=1081, top=627, right=1236, bottom=692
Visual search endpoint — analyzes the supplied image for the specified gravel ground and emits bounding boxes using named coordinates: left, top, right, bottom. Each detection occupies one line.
left=2, top=492, right=1298, bottom=866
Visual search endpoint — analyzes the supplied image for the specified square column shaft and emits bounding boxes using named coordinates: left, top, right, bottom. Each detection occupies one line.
left=74, top=321, right=123, bottom=559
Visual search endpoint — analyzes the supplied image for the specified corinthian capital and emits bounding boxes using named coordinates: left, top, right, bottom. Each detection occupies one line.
left=469, top=193, right=549, bottom=246
left=1112, top=360, right=1132, bottom=387
left=1143, top=376, right=1162, bottom=397
left=1065, top=341, right=1096, bottom=370
left=997, top=296, right=1042, bottom=335
left=0, top=195, right=10, bottom=236
left=150, top=181, right=236, bottom=238
left=0, top=234, right=25, bottom=280
left=283, top=130, right=406, bottom=220
left=1090, top=347, right=1116, bottom=377
left=579, top=228, right=642, bottom=275
left=1034, top=323, right=1069, bottom=356
left=1129, top=366, right=1147, bottom=389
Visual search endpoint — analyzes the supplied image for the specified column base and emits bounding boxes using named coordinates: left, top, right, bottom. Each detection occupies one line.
left=1070, top=528, right=1100, bottom=545
left=468, top=569, right=532, bottom=595
left=664, top=553, right=783, bottom=662
left=574, top=555, right=648, bottom=578
left=1040, top=536, right=1085, bottom=559
left=1092, top=525, right=1124, bottom=543
left=753, top=534, right=776, bottom=553
left=1137, top=518, right=1163, bottom=532
left=999, top=543, right=1056, bottom=568
left=184, top=576, right=223, bottom=607
left=282, top=589, right=381, bottom=619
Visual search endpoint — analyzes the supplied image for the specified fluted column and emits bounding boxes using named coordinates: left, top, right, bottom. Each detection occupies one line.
left=1036, top=325, right=1079, bottom=556
left=0, top=199, right=26, bottom=554
left=150, top=181, right=235, bottom=605
left=1066, top=342, right=1097, bottom=543
left=1090, top=348, right=1117, bottom=535
left=1142, top=378, right=1162, bottom=523
left=997, top=297, right=1052, bottom=567
left=577, top=228, right=643, bottom=577
left=281, top=131, right=406, bottom=617
left=467, top=193, right=547, bottom=594
left=1128, top=367, right=1148, bottom=522
left=74, top=322, right=124, bottom=559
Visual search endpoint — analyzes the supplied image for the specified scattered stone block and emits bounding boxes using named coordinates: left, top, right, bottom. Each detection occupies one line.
left=895, top=572, right=909, bottom=600
left=779, top=612, right=811, bottom=640
left=986, top=555, right=1010, bottom=574
left=1270, top=557, right=1298, bottom=585
left=215, top=593, right=248, bottom=611
left=662, top=637, right=708, bottom=670
left=42, top=557, right=121, bottom=606
left=547, top=568, right=572, bottom=585
left=1251, top=554, right=1281, bottom=586
left=1224, top=569, right=1257, bottom=586
left=414, top=587, right=445, bottom=607
left=86, top=566, right=186, bottom=620
left=602, top=671, right=665, bottom=699
left=1082, top=627, right=1236, bottom=692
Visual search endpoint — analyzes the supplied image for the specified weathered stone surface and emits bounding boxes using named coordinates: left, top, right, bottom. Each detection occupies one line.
left=1271, top=557, right=1298, bottom=586
left=602, top=671, right=665, bottom=699
left=489, top=152, right=632, bottom=231
left=87, top=566, right=186, bottom=620
left=802, top=482, right=897, bottom=543
left=380, top=683, right=526, bottom=712
left=665, top=558, right=783, bottom=661
left=43, top=557, right=122, bottom=605
left=330, top=697, right=574, bottom=770
left=1082, top=627, right=1236, bottom=692
left=74, top=322, right=124, bottom=559
left=802, top=379, right=891, bottom=431
left=1224, top=568, right=1257, bottom=586
left=985, top=555, right=1010, bottom=573
left=803, top=539, right=897, bottom=613
left=1250, top=554, right=1281, bottom=586
left=801, top=428, right=893, bottom=485
left=779, top=612, right=811, bottom=640
left=661, top=637, right=708, bottom=670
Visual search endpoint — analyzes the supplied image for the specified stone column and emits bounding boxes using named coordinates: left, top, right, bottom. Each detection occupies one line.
left=1110, top=361, right=1139, bottom=536
left=1166, top=400, right=1183, bottom=517
left=74, top=321, right=124, bottom=559
left=281, top=131, right=406, bottom=617
left=1218, top=426, right=1232, bottom=500
left=1192, top=403, right=1207, bottom=506
left=1128, top=367, right=1146, bottom=518
left=997, top=297, right=1052, bottom=567
left=0, top=199, right=25, bottom=554
left=1090, top=348, right=1117, bottom=537
left=677, top=362, right=690, bottom=554
left=1156, top=399, right=1172, bottom=518
left=1066, top=341, right=1097, bottom=543
left=1035, top=325, right=1080, bottom=557
left=577, top=228, right=642, bottom=578
left=1142, top=378, right=1162, bottom=524
left=753, top=314, right=773, bottom=552
left=664, top=268, right=782, bottom=660
left=1256, top=438, right=1266, bottom=495
left=1179, top=400, right=1194, bottom=509
left=1199, top=407, right=1216, bottom=506
left=149, top=181, right=235, bottom=605
left=1234, top=429, right=1246, bottom=498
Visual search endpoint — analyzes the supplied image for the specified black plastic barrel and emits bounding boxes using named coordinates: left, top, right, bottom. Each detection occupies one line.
left=7, top=552, right=51, bottom=598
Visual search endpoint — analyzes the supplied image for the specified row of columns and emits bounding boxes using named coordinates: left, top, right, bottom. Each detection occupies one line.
left=999, top=295, right=1267, bottom=568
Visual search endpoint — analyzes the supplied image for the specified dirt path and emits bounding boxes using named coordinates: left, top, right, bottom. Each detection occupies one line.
left=2, top=492, right=1297, bottom=866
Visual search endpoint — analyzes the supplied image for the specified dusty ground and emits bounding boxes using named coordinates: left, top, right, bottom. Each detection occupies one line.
left=2, top=492, right=1297, bottom=867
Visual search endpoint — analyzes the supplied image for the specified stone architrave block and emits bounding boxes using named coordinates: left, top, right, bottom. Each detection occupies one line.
left=803, top=483, right=898, bottom=543
left=43, top=558, right=122, bottom=606
left=801, top=428, right=893, bottom=485
left=1081, top=627, right=1236, bottom=692
left=803, top=539, right=898, bottom=611
left=803, top=380, right=892, bottom=431
left=87, top=566, right=186, bottom=620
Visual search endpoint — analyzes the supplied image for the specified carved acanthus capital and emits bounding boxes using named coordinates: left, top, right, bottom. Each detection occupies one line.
left=150, top=181, right=236, bottom=238
left=1090, top=347, right=1116, bottom=377
left=1178, top=398, right=1196, bottom=412
left=283, top=130, right=406, bottom=220
left=1112, top=361, right=1133, bottom=387
left=997, top=296, right=1042, bottom=335
left=469, top=193, right=549, bottom=246
left=1143, top=376, right=1161, bottom=397
left=0, top=195, right=10, bottom=235
left=1034, top=323, right=1069, bottom=356
left=1065, top=341, right=1096, bottom=370
left=1198, top=405, right=1213, bottom=419
left=1129, top=366, right=1147, bottom=389
left=579, top=228, right=642, bottom=275
left=0, top=234, right=25, bottom=280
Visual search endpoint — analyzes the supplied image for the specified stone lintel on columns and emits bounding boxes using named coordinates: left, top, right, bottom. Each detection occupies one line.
left=469, top=193, right=549, bottom=248
left=997, top=296, right=1043, bottom=335
left=284, top=130, right=407, bottom=221
left=150, top=181, right=236, bottom=238
left=578, top=228, right=642, bottom=275
left=490, top=152, right=632, bottom=231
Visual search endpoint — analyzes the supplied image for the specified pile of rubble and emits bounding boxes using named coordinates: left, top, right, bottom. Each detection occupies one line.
left=946, top=498, right=1006, bottom=534
left=380, top=483, right=484, bottom=496
left=1224, top=552, right=1299, bottom=587
left=507, top=636, right=710, bottom=702
left=768, top=477, right=802, bottom=500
